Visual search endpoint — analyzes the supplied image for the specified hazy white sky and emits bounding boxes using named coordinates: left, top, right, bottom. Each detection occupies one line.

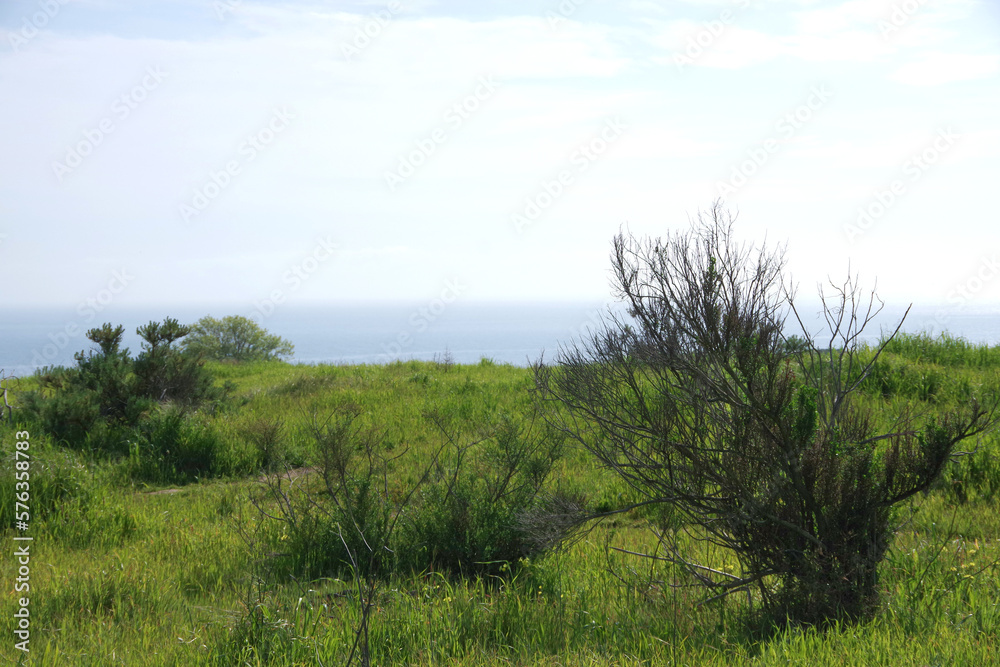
left=2, top=0, right=998, bottom=312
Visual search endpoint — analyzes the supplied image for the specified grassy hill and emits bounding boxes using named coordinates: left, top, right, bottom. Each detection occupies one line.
left=3, top=338, right=1000, bottom=665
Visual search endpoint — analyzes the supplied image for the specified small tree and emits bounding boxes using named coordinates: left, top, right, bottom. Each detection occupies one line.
left=69, top=323, right=143, bottom=426
left=133, top=317, right=220, bottom=406
left=182, top=315, right=294, bottom=362
left=534, top=203, right=999, bottom=624
left=24, top=319, right=223, bottom=450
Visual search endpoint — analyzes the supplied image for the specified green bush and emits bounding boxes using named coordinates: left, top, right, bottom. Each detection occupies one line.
left=535, top=210, right=1000, bottom=626
left=396, top=412, right=565, bottom=576
left=21, top=324, right=153, bottom=447
left=400, top=479, right=530, bottom=575
left=22, top=320, right=222, bottom=442
left=182, top=315, right=294, bottom=362
left=285, top=476, right=390, bottom=579
left=17, top=319, right=233, bottom=486
left=133, top=318, right=222, bottom=407
left=248, top=409, right=565, bottom=582
left=239, top=416, right=288, bottom=473
left=123, top=409, right=223, bottom=484
left=249, top=409, right=392, bottom=580
left=20, top=373, right=104, bottom=447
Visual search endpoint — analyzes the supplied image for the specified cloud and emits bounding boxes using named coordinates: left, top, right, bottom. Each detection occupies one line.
left=341, top=245, right=415, bottom=260
left=648, top=0, right=989, bottom=71
left=649, top=16, right=892, bottom=71
left=612, top=125, right=725, bottom=159
left=2, top=0, right=998, bottom=308
left=889, top=52, right=1000, bottom=85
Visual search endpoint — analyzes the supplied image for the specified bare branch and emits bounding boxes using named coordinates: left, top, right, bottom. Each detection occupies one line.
left=534, top=202, right=1000, bottom=624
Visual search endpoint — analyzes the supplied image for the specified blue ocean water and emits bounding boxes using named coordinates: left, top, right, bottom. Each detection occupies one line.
left=0, top=302, right=609, bottom=377
left=1, top=301, right=998, bottom=378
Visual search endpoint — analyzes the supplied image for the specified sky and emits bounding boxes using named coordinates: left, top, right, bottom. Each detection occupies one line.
left=1, top=0, right=998, bottom=316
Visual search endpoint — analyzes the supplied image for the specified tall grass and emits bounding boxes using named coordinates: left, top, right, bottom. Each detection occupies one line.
left=2, top=339, right=999, bottom=665
left=879, top=331, right=1000, bottom=369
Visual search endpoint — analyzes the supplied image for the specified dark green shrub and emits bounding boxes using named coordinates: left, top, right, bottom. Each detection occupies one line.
left=535, top=207, right=1000, bottom=626
left=284, top=477, right=390, bottom=579
left=240, top=416, right=287, bottom=473
left=248, top=409, right=392, bottom=580
left=132, top=317, right=222, bottom=407
left=75, top=325, right=141, bottom=423
left=21, top=327, right=153, bottom=449
left=397, top=412, right=564, bottom=576
left=20, top=372, right=103, bottom=447
left=123, top=409, right=225, bottom=484
left=247, top=408, right=565, bottom=582
left=19, top=320, right=229, bottom=483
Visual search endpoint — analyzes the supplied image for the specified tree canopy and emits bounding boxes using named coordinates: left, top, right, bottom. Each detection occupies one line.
left=182, top=315, right=294, bottom=362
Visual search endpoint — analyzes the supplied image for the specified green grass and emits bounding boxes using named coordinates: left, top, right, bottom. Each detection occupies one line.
left=879, top=331, right=1000, bottom=369
left=3, top=342, right=1000, bottom=665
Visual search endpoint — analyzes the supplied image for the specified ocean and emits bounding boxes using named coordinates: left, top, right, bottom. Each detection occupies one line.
left=1, top=301, right=998, bottom=378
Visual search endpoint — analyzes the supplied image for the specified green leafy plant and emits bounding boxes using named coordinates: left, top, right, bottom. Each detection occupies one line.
left=398, top=410, right=565, bottom=576
left=19, top=320, right=230, bottom=486
left=534, top=203, right=1000, bottom=625
left=182, top=315, right=294, bottom=362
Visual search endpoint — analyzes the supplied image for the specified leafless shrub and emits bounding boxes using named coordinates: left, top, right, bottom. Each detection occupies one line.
left=534, top=202, right=999, bottom=624
left=432, top=347, right=455, bottom=372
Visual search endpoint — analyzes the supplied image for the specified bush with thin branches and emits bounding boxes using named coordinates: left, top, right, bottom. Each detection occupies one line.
left=534, top=203, right=999, bottom=624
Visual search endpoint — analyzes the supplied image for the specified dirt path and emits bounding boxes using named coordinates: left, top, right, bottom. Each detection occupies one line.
left=140, top=466, right=317, bottom=496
